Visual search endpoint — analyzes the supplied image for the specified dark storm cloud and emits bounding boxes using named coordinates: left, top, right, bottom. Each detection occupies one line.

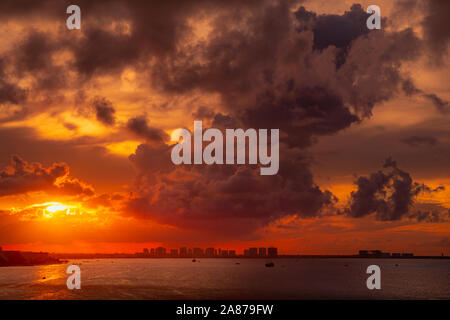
left=84, top=193, right=124, bottom=209
left=0, top=0, right=241, bottom=121
left=64, top=0, right=263, bottom=77
left=421, top=0, right=450, bottom=59
left=0, top=30, right=69, bottom=123
left=394, top=0, right=450, bottom=61
left=345, top=158, right=445, bottom=221
left=55, top=178, right=95, bottom=197
left=0, top=56, right=27, bottom=105
left=92, top=97, right=116, bottom=126
left=0, top=81, right=27, bottom=105
left=0, top=0, right=449, bottom=235
left=192, top=106, right=215, bottom=120
left=15, top=31, right=55, bottom=74
left=409, top=202, right=450, bottom=223
left=0, top=126, right=135, bottom=192
left=211, top=113, right=239, bottom=129
left=295, top=4, right=371, bottom=66
left=402, top=135, right=437, bottom=147
left=0, top=155, right=67, bottom=196
left=125, top=157, right=336, bottom=231
left=242, top=86, right=360, bottom=148
left=126, top=116, right=169, bottom=144
left=122, top=1, right=449, bottom=233
left=0, top=0, right=61, bottom=18
left=0, top=155, right=93, bottom=197
left=13, top=30, right=68, bottom=92
left=311, top=4, right=370, bottom=50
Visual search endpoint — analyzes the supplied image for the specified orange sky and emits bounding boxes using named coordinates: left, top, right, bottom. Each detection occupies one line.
left=0, top=0, right=448, bottom=255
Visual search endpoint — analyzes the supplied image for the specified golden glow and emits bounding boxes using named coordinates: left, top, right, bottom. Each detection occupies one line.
left=45, top=203, right=68, bottom=213
left=41, top=202, right=69, bottom=218
left=29, top=202, right=81, bottom=218
left=106, top=140, right=141, bottom=156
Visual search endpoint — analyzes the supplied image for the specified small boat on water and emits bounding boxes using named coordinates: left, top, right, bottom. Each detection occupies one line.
left=192, top=259, right=196, bottom=262
left=265, top=262, right=275, bottom=267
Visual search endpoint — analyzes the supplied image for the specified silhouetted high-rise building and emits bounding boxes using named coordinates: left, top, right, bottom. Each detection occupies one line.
left=221, top=250, right=228, bottom=257
left=268, top=247, right=278, bottom=257
left=205, top=248, right=215, bottom=257
left=150, top=248, right=155, bottom=256
left=244, top=249, right=249, bottom=256
left=156, top=247, right=166, bottom=257
left=401, top=253, right=413, bottom=257
left=259, top=247, right=267, bottom=257
left=143, top=248, right=149, bottom=255
left=193, top=248, right=203, bottom=257
left=229, top=250, right=236, bottom=257
left=170, top=249, right=178, bottom=257
left=249, top=247, right=258, bottom=257
left=179, top=247, right=187, bottom=257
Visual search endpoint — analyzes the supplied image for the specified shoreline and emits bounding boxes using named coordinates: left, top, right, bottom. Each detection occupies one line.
left=0, top=250, right=61, bottom=267
left=51, top=254, right=450, bottom=260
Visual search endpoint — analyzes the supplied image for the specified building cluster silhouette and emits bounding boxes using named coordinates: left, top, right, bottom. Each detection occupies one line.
left=138, top=247, right=278, bottom=258
left=358, top=250, right=414, bottom=257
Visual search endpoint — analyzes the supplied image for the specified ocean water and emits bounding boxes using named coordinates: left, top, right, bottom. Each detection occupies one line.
left=0, top=258, right=448, bottom=299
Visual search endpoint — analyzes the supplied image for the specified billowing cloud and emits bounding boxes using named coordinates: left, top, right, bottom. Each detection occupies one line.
left=114, top=1, right=450, bottom=236
left=345, top=157, right=446, bottom=221
left=0, top=155, right=94, bottom=197
left=126, top=116, right=169, bottom=144
left=92, top=97, right=116, bottom=126
left=421, top=0, right=450, bottom=60
left=0, top=0, right=448, bottom=245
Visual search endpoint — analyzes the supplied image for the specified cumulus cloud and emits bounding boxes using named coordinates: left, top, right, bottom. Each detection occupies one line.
left=118, top=1, right=450, bottom=235
left=295, top=4, right=372, bottom=67
left=92, top=97, right=116, bottom=126
left=345, top=157, right=445, bottom=221
left=421, top=0, right=450, bottom=60
left=0, top=0, right=448, bottom=238
left=0, top=155, right=94, bottom=197
left=192, top=106, right=215, bottom=120
left=410, top=206, right=450, bottom=223
left=126, top=116, right=169, bottom=145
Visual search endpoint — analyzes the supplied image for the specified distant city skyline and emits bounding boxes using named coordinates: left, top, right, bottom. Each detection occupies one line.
left=137, top=247, right=278, bottom=258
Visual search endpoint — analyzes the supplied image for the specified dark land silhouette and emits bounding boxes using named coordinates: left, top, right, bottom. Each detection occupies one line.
left=1, top=245, right=448, bottom=267
left=0, top=248, right=61, bottom=267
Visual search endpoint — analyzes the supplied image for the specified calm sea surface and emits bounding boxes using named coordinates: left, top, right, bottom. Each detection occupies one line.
left=0, top=258, right=449, bottom=299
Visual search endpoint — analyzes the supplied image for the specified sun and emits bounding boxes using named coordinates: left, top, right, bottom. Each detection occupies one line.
left=41, top=202, right=71, bottom=218
left=45, top=203, right=68, bottom=213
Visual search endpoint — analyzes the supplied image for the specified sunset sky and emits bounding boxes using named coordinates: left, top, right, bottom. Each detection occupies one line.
left=0, top=0, right=449, bottom=255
